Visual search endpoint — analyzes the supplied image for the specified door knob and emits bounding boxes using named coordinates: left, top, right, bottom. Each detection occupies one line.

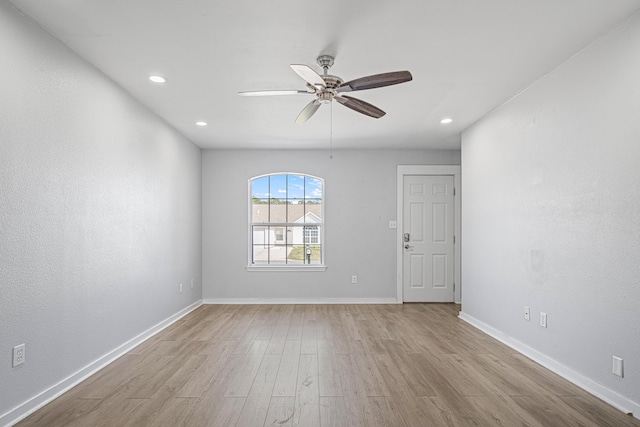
left=404, top=244, right=413, bottom=250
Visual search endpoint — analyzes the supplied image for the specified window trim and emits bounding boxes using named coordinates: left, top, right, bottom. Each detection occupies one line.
left=247, top=172, right=326, bottom=271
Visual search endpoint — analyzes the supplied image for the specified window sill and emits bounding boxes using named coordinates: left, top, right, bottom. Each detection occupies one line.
left=246, top=265, right=327, bottom=272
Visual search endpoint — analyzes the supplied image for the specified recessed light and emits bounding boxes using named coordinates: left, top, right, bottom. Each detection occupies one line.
left=440, top=117, right=453, bottom=124
left=195, top=121, right=207, bottom=126
left=149, top=75, right=167, bottom=83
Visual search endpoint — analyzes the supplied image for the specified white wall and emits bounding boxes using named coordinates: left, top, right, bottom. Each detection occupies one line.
left=202, top=149, right=460, bottom=302
left=461, top=11, right=640, bottom=416
left=0, top=3, right=202, bottom=423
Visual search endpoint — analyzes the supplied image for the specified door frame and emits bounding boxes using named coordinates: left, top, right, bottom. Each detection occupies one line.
left=396, top=165, right=461, bottom=303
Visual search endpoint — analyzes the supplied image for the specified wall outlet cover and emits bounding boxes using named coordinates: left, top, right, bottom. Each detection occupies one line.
left=13, top=343, right=25, bottom=367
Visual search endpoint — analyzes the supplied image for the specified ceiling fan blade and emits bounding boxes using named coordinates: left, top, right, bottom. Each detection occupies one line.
left=295, top=99, right=322, bottom=124
left=335, top=95, right=386, bottom=118
left=238, top=90, right=313, bottom=96
left=290, top=64, right=326, bottom=89
left=336, top=71, right=412, bottom=93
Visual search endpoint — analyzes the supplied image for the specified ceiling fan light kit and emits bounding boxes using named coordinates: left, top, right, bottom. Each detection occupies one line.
left=239, top=55, right=412, bottom=123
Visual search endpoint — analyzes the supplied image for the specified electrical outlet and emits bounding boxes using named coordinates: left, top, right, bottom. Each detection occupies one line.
left=179, top=283, right=183, bottom=294
left=540, top=312, right=547, bottom=328
left=13, top=344, right=25, bottom=367
left=389, top=221, right=397, bottom=229
left=612, top=356, right=624, bottom=377
left=524, top=306, right=530, bottom=321
left=352, top=275, right=358, bottom=284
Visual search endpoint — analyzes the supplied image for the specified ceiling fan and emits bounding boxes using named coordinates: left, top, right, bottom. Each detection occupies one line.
left=239, top=55, right=412, bottom=123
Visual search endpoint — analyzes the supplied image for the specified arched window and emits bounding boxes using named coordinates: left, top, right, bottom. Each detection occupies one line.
left=249, top=173, right=324, bottom=268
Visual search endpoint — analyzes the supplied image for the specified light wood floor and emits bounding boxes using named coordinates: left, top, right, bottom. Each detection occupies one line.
left=17, top=304, right=640, bottom=427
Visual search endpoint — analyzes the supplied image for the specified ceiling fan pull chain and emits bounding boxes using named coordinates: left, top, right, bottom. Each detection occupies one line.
left=329, top=101, right=334, bottom=159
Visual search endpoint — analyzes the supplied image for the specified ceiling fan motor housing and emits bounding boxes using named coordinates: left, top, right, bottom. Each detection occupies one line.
left=318, top=74, right=343, bottom=103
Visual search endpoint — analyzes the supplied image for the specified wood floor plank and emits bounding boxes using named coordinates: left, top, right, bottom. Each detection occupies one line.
left=272, top=340, right=301, bottom=397
left=264, top=396, right=295, bottom=426
left=224, top=339, right=270, bottom=397
left=434, top=353, right=501, bottom=397
left=235, top=396, right=271, bottom=426
left=286, top=305, right=304, bottom=340
left=315, top=305, right=335, bottom=340
left=558, top=394, right=640, bottom=427
left=466, top=394, right=545, bottom=427
left=175, top=342, right=235, bottom=397
left=319, top=396, right=348, bottom=427
left=183, top=396, right=246, bottom=427
left=335, top=353, right=369, bottom=427
left=15, top=398, right=102, bottom=427
left=248, top=354, right=281, bottom=397
left=266, top=339, right=286, bottom=355
left=499, top=352, right=588, bottom=397
left=301, top=318, right=318, bottom=355
left=271, top=305, right=294, bottom=341
left=511, top=393, right=605, bottom=427
left=418, top=396, right=465, bottom=427
left=365, top=396, right=408, bottom=427
left=348, top=340, right=390, bottom=397
left=142, top=397, right=199, bottom=427
left=317, top=339, right=343, bottom=397
left=380, top=340, right=437, bottom=397
left=15, top=304, right=640, bottom=427
left=122, top=388, right=179, bottom=427
left=292, top=354, right=320, bottom=426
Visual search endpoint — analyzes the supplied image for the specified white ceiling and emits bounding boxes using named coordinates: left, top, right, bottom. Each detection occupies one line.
left=9, top=0, right=640, bottom=150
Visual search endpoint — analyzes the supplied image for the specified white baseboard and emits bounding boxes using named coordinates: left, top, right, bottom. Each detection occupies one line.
left=1, top=300, right=203, bottom=427
left=458, top=312, right=639, bottom=420
left=203, top=297, right=399, bottom=305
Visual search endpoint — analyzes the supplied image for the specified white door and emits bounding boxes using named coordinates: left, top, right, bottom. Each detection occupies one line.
left=402, top=175, right=455, bottom=302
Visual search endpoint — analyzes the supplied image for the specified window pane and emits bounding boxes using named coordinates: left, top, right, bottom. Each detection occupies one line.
left=304, top=199, right=322, bottom=222
left=308, top=245, right=322, bottom=264
left=289, top=225, right=305, bottom=245
left=286, top=244, right=304, bottom=264
left=306, top=176, right=322, bottom=200
left=288, top=225, right=321, bottom=245
left=287, top=175, right=305, bottom=202
left=252, top=225, right=269, bottom=264
left=286, top=244, right=321, bottom=264
left=269, top=175, right=286, bottom=205
left=288, top=203, right=304, bottom=225
left=251, top=176, right=269, bottom=199
left=252, top=198, right=269, bottom=223
left=268, top=244, right=288, bottom=264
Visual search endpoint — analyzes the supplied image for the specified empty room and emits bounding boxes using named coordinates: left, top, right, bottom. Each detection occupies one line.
left=1, top=0, right=639, bottom=426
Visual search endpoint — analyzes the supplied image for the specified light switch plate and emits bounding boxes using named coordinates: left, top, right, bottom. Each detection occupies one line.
left=612, top=356, right=624, bottom=377
left=540, top=312, right=547, bottom=328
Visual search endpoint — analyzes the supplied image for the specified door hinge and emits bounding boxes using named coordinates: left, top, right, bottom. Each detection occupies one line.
left=453, top=187, right=456, bottom=196
left=453, top=235, right=455, bottom=244
left=453, top=282, right=456, bottom=292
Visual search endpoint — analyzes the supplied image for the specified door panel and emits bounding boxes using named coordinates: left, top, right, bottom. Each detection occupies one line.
left=403, top=175, right=454, bottom=302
